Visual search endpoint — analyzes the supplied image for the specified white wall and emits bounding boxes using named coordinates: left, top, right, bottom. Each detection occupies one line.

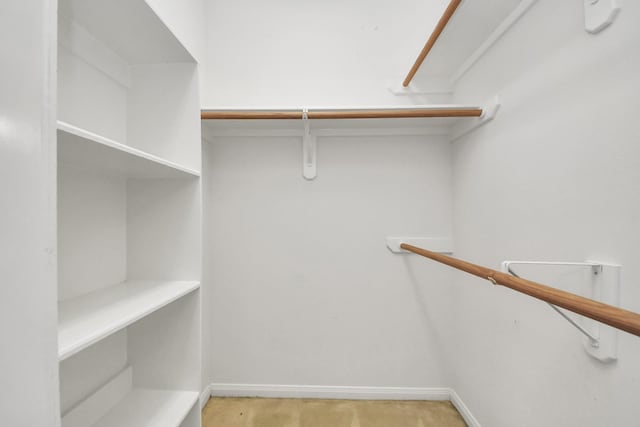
left=203, top=133, right=454, bottom=388
left=0, top=0, right=60, bottom=425
left=450, top=1, right=640, bottom=425
left=58, top=165, right=126, bottom=300
left=146, top=0, right=206, bottom=63
left=59, top=331, right=128, bottom=414
left=127, top=63, right=202, bottom=173
left=57, top=41, right=128, bottom=143
left=200, top=0, right=458, bottom=393
left=127, top=178, right=202, bottom=281
left=201, top=0, right=450, bottom=107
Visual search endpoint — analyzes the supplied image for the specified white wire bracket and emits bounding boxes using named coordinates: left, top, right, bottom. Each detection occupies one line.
left=502, top=260, right=621, bottom=363
left=584, top=0, right=620, bottom=34
left=450, top=95, right=501, bottom=142
left=302, top=108, right=317, bottom=180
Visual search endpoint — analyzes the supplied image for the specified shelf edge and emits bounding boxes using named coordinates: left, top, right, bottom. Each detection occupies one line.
left=57, top=121, right=201, bottom=177
left=58, top=281, right=200, bottom=361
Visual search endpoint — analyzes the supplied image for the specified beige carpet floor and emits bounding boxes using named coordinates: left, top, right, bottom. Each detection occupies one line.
left=202, top=397, right=468, bottom=427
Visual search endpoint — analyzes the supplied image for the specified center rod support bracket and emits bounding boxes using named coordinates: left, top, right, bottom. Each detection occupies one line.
left=302, top=108, right=317, bottom=180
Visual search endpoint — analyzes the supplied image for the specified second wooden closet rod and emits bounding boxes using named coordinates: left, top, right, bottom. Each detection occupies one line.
left=201, top=107, right=483, bottom=120
left=401, top=243, right=640, bottom=338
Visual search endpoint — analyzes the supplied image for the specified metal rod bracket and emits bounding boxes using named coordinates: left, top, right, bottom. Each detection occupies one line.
left=450, top=95, right=501, bottom=141
left=503, top=260, right=621, bottom=362
left=386, top=237, right=453, bottom=254
left=302, top=108, right=317, bottom=180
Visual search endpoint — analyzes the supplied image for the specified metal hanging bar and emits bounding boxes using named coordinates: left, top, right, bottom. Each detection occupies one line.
left=398, top=243, right=640, bottom=338
left=507, top=266, right=600, bottom=346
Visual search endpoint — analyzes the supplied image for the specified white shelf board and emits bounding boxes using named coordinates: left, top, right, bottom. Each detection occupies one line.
left=411, top=0, right=535, bottom=85
left=94, top=388, right=198, bottom=427
left=58, top=280, right=200, bottom=361
left=62, top=366, right=198, bottom=427
left=59, top=0, right=195, bottom=64
left=58, top=121, right=200, bottom=178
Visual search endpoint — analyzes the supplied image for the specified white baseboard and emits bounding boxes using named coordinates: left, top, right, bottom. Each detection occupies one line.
left=209, top=383, right=451, bottom=401
left=200, top=384, right=213, bottom=410
left=203, top=383, right=481, bottom=427
left=450, top=389, right=482, bottom=427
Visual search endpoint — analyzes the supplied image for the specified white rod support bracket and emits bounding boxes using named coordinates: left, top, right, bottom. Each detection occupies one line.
left=584, top=0, right=620, bottom=34
left=386, top=237, right=453, bottom=254
left=388, top=78, right=453, bottom=96
left=302, top=108, right=317, bottom=180
left=502, top=260, right=620, bottom=363
left=450, top=95, right=501, bottom=142
left=501, top=260, right=602, bottom=273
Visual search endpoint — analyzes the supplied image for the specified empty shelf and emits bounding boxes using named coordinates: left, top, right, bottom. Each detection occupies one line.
left=94, top=389, right=198, bottom=427
left=58, top=121, right=200, bottom=178
left=58, top=280, right=200, bottom=360
left=62, top=366, right=198, bottom=427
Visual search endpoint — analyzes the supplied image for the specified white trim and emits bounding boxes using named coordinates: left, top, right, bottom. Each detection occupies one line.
left=450, top=389, right=482, bottom=427
left=450, top=0, right=540, bottom=84
left=201, top=104, right=481, bottom=112
left=208, top=383, right=451, bottom=401
left=200, top=384, right=213, bottom=410
left=202, top=127, right=450, bottom=138
left=202, top=128, right=303, bottom=138
left=315, top=127, right=450, bottom=137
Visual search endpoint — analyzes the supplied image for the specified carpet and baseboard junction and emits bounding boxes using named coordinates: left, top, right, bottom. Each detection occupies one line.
left=200, top=385, right=481, bottom=427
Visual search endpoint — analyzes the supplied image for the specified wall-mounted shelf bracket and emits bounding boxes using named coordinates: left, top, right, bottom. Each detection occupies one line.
left=388, top=78, right=453, bottom=96
left=302, top=108, right=317, bottom=180
left=450, top=96, right=501, bottom=142
left=386, top=237, right=453, bottom=254
left=502, top=260, right=621, bottom=362
left=584, top=0, right=620, bottom=34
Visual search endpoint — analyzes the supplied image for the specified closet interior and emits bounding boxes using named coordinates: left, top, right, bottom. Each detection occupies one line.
left=5, top=0, right=633, bottom=426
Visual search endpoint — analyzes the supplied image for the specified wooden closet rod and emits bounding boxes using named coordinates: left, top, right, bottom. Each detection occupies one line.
left=400, top=243, right=640, bottom=338
left=201, top=108, right=482, bottom=120
left=402, top=0, right=462, bottom=87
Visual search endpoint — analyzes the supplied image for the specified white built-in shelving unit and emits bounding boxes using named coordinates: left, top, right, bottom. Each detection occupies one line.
left=56, top=0, right=202, bottom=425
